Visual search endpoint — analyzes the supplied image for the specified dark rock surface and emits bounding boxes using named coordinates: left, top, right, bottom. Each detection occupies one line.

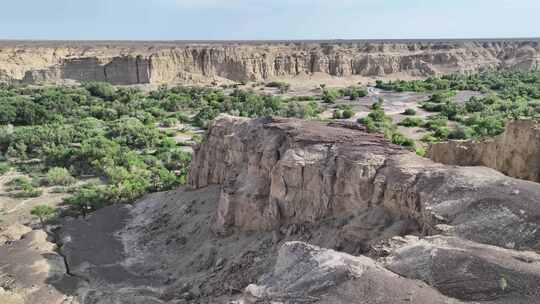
left=384, top=236, right=540, bottom=303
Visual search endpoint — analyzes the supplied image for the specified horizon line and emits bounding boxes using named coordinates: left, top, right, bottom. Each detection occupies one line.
left=1, top=37, right=540, bottom=45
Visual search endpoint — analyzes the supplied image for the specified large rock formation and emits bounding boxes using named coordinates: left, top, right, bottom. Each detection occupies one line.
left=188, top=115, right=540, bottom=302
left=189, top=115, right=540, bottom=251
left=427, top=119, right=540, bottom=182
left=0, top=40, right=539, bottom=85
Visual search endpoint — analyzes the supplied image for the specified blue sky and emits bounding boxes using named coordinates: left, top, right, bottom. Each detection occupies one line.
left=1, top=0, right=539, bottom=40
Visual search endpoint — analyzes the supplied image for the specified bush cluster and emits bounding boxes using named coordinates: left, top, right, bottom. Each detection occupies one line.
left=377, top=71, right=540, bottom=141
left=0, top=82, right=327, bottom=216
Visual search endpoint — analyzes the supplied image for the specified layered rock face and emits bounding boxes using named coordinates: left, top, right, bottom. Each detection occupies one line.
left=190, top=115, right=540, bottom=250
left=1, top=40, right=539, bottom=85
left=187, top=115, right=540, bottom=303
left=428, top=120, right=540, bottom=182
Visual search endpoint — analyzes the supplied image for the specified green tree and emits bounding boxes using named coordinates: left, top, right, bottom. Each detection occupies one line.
left=65, top=184, right=107, bottom=217
left=403, top=108, right=417, bottom=115
left=43, top=167, right=76, bottom=186
left=342, top=109, right=354, bottom=119
left=322, top=89, right=340, bottom=104
left=0, top=102, right=17, bottom=124
left=30, top=205, right=55, bottom=228
left=84, top=82, right=116, bottom=100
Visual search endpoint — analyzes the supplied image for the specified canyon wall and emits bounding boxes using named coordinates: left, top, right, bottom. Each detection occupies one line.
left=0, top=40, right=539, bottom=85
left=428, top=120, right=540, bottom=182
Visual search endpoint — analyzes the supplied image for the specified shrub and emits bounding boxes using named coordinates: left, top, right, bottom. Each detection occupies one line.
left=423, top=117, right=448, bottom=130
left=440, top=102, right=465, bottom=121
left=6, top=176, right=34, bottom=191
left=161, top=118, right=179, bottom=128
left=428, top=91, right=456, bottom=103
left=104, top=166, right=151, bottom=204
left=287, top=96, right=316, bottom=102
left=448, top=126, right=476, bottom=140
left=30, top=205, right=55, bottom=227
left=421, top=133, right=438, bottom=143
left=65, top=183, right=108, bottom=217
left=43, top=167, right=76, bottom=186
left=358, top=107, right=396, bottom=137
left=403, top=108, right=417, bottom=115
left=108, top=118, right=161, bottom=149
left=51, top=186, right=69, bottom=193
left=175, top=112, right=191, bottom=123
left=342, top=109, right=354, bottom=119
left=162, top=130, right=176, bottom=138
left=421, top=102, right=443, bottom=112
left=283, top=101, right=321, bottom=119
left=465, top=114, right=505, bottom=137
left=391, top=133, right=415, bottom=147
left=372, top=98, right=384, bottom=110
left=322, top=89, right=340, bottom=104
left=367, top=108, right=386, bottom=122
left=358, top=116, right=377, bottom=131
left=465, top=96, right=487, bottom=112
left=340, top=86, right=368, bottom=100
left=6, top=177, right=43, bottom=198
left=84, top=82, right=115, bottom=100
left=0, top=162, right=10, bottom=175
left=398, top=117, right=424, bottom=127
left=432, top=126, right=450, bottom=140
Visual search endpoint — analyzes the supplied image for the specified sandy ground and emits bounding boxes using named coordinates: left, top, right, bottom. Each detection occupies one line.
left=0, top=170, right=69, bottom=229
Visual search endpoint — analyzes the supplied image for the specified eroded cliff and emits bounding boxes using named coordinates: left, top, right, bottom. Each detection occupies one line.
left=1, top=40, right=539, bottom=85
left=189, top=115, right=540, bottom=251
left=427, top=119, right=540, bottom=182
left=187, top=115, right=540, bottom=303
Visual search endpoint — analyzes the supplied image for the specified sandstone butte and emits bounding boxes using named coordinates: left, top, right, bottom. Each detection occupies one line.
left=0, top=39, right=539, bottom=85
left=2, top=115, right=540, bottom=303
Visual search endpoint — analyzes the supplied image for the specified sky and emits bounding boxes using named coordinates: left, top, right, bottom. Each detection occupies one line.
left=0, top=0, right=539, bottom=40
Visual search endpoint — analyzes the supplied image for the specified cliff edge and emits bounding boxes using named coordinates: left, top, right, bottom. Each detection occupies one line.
left=1, top=40, right=539, bottom=85
left=427, top=119, right=540, bottom=182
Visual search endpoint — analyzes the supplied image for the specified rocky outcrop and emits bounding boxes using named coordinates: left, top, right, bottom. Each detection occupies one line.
left=242, top=237, right=540, bottom=303
left=0, top=40, right=539, bottom=85
left=189, top=115, right=540, bottom=252
left=0, top=230, right=77, bottom=304
left=383, top=236, right=540, bottom=303
left=0, top=223, right=31, bottom=245
left=186, top=115, right=540, bottom=303
left=427, top=120, right=540, bottom=182
left=243, top=241, right=463, bottom=304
